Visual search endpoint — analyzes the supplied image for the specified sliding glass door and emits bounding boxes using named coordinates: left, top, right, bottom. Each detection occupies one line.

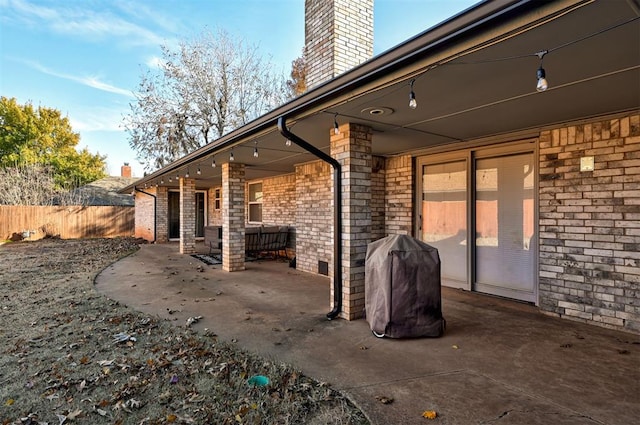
left=417, top=142, right=536, bottom=302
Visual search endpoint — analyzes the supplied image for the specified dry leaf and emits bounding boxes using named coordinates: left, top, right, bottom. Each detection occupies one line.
left=375, top=395, right=394, bottom=404
left=67, top=409, right=82, bottom=420
left=422, top=410, right=437, bottom=419
left=5, top=399, right=14, bottom=406
left=167, top=414, right=177, bottom=423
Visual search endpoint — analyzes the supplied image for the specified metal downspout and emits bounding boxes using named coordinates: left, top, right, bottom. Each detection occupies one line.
left=134, top=188, right=157, bottom=243
left=277, top=116, right=343, bottom=320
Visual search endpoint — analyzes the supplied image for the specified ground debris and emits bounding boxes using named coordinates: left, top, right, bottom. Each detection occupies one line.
left=0, top=238, right=368, bottom=425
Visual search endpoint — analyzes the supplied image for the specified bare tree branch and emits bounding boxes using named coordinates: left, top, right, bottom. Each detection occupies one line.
left=124, top=29, right=293, bottom=172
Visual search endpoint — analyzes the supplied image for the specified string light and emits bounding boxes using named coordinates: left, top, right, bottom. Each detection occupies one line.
left=176, top=172, right=179, bottom=180
left=185, top=169, right=190, bottom=178
left=409, top=79, right=417, bottom=109
left=334, top=113, right=340, bottom=135
left=285, top=139, right=292, bottom=146
left=169, top=176, right=172, bottom=182
left=211, top=156, right=216, bottom=168
left=160, top=178, right=164, bottom=184
left=253, top=141, right=259, bottom=158
left=230, top=151, right=235, bottom=161
left=197, top=166, right=201, bottom=175
left=536, top=50, right=549, bottom=92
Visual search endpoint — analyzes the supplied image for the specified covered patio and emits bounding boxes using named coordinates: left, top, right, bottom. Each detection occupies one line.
left=124, top=0, right=640, bottom=330
left=96, top=243, right=640, bottom=425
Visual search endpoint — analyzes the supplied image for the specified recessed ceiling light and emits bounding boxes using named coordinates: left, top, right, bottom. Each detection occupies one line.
left=361, top=106, right=394, bottom=116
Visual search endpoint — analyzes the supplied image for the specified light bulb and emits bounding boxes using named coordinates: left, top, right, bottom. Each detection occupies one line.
left=212, top=158, right=216, bottom=168
left=197, top=167, right=201, bottom=175
left=285, top=139, right=292, bottom=146
left=185, top=170, right=190, bottom=178
left=230, top=151, right=235, bottom=161
left=409, top=91, right=417, bottom=109
left=536, top=67, right=548, bottom=92
left=253, top=147, right=259, bottom=158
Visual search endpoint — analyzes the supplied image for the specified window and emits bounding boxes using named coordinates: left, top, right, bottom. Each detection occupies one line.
left=214, top=188, right=221, bottom=210
left=248, top=182, right=263, bottom=223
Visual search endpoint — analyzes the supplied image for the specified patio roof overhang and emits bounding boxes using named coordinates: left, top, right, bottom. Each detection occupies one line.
left=123, top=0, right=640, bottom=192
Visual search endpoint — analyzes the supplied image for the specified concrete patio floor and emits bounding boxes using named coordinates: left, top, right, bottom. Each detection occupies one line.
left=95, top=243, right=640, bottom=425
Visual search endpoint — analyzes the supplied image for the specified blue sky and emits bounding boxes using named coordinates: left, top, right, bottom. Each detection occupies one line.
left=0, top=0, right=477, bottom=177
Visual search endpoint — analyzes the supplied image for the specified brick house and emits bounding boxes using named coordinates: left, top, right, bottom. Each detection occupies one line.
left=123, top=0, right=640, bottom=333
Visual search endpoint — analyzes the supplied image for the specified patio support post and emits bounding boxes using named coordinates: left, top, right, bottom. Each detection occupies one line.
left=179, top=177, right=197, bottom=254
left=331, top=123, right=372, bottom=320
left=156, top=186, right=169, bottom=243
left=222, top=162, right=246, bottom=272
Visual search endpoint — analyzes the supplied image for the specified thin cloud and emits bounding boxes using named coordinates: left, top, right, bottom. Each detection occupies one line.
left=15, top=58, right=134, bottom=97
left=70, top=107, right=125, bottom=133
left=4, top=0, right=166, bottom=47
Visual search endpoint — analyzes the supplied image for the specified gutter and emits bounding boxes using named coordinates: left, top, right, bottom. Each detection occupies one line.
left=134, top=188, right=156, bottom=243
left=278, top=116, right=343, bottom=320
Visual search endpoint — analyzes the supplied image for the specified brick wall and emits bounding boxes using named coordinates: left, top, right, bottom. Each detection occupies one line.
left=256, top=173, right=296, bottom=226
left=134, top=188, right=155, bottom=241
left=156, top=186, right=168, bottom=243
left=179, top=178, right=196, bottom=254
left=385, top=155, right=414, bottom=235
left=295, top=160, right=333, bottom=276
left=539, top=113, right=640, bottom=333
left=305, top=0, right=373, bottom=89
left=371, top=156, right=386, bottom=241
left=208, top=187, right=222, bottom=226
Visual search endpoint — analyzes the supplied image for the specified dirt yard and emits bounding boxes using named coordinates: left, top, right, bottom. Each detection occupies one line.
left=0, top=238, right=368, bottom=425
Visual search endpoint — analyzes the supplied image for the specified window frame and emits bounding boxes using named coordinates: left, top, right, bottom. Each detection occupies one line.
left=248, top=181, right=263, bottom=224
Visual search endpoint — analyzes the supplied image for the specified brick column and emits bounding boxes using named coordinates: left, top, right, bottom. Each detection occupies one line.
left=222, top=162, right=246, bottom=272
left=156, top=186, right=169, bottom=243
left=179, top=177, right=196, bottom=254
left=331, top=123, right=372, bottom=320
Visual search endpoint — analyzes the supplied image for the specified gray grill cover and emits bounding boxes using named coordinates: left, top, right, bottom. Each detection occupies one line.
left=365, top=235, right=444, bottom=338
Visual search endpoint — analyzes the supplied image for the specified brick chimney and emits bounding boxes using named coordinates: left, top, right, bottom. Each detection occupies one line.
left=305, top=0, right=373, bottom=90
left=121, top=162, right=132, bottom=178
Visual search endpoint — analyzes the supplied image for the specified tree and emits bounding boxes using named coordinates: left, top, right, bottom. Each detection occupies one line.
left=287, top=53, right=307, bottom=96
left=0, top=97, right=106, bottom=190
left=124, top=29, right=294, bottom=171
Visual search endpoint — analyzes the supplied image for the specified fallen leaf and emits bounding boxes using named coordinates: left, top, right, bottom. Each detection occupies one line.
left=67, top=409, right=82, bottom=420
left=452, top=345, right=459, bottom=349
left=5, top=399, right=14, bottom=406
left=422, top=410, right=437, bottom=419
left=375, top=395, right=394, bottom=405
left=167, top=414, right=177, bottom=423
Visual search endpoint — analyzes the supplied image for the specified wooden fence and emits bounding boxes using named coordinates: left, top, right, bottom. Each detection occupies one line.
left=0, top=205, right=134, bottom=240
